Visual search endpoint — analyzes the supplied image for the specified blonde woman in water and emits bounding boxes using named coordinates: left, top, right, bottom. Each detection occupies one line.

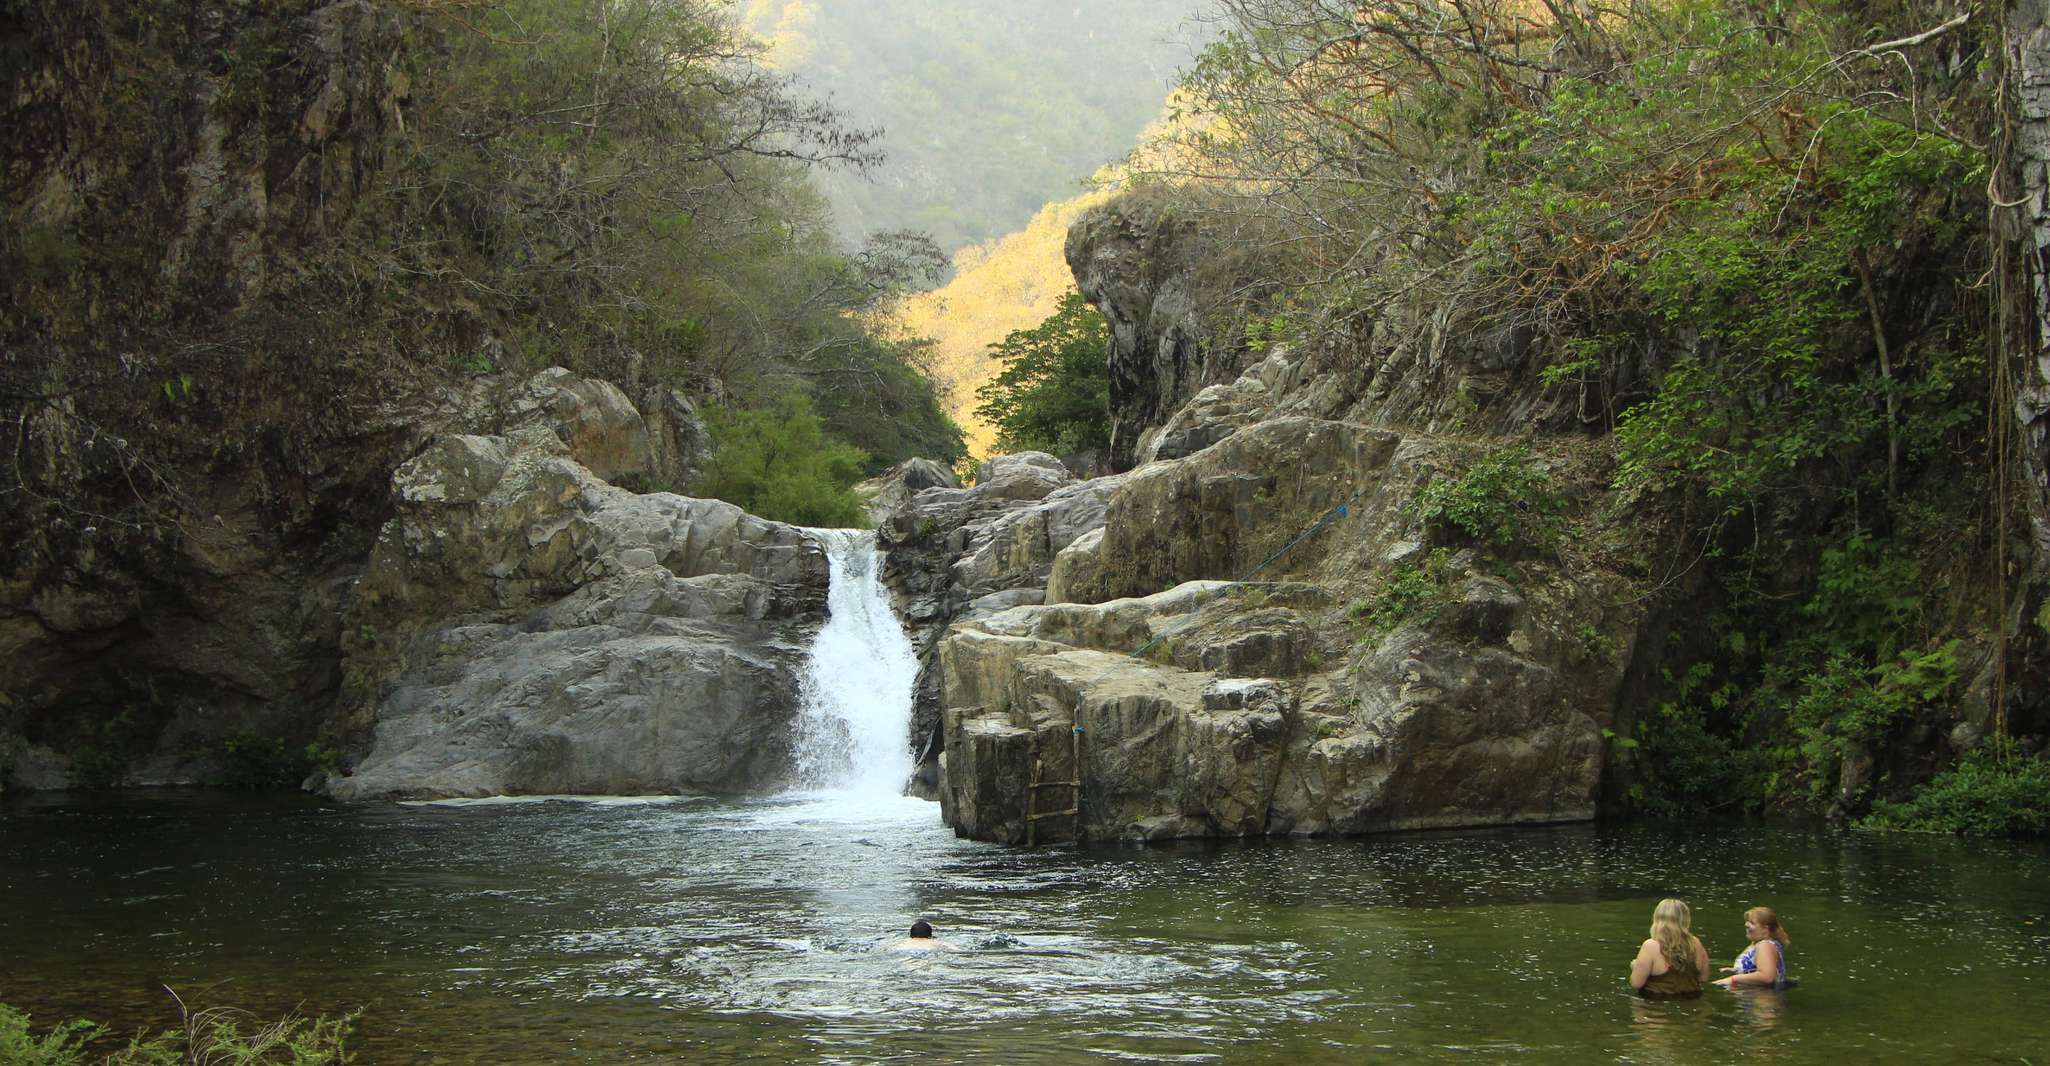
left=1629, top=898, right=1711, bottom=997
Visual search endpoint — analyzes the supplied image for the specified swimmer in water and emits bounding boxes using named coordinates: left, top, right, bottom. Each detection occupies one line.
left=892, top=919, right=955, bottom=951
left=1629, top=897, right=1711, bottom=997
left=1713, top=906, right=1789, bottom=989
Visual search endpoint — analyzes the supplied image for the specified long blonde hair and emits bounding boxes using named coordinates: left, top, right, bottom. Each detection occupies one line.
left=1746, top=906, right=1790, bottom=945
left=1649, top=898, right=1696, bottom=969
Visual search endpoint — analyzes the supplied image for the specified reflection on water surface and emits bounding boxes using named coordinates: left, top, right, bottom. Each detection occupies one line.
left=2, top=790, right=2046, bottom=1064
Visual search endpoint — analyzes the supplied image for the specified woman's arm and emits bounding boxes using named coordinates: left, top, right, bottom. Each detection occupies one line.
left=1629, top=939, right=1660, bottom=990
left=1714, top=942, right=1780, bottom=987
left=1692, top=937, right=1710, bottom=979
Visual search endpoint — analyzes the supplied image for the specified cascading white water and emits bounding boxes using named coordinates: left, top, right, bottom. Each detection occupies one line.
left=792, top=528, right=920, bottom=796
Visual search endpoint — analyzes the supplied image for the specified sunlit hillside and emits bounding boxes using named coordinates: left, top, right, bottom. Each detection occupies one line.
left=891, top=189, right=1113, bottom=462
left=739, top=0, right=1204, bottom=254
left=890, top=101, right=1212, bottom=461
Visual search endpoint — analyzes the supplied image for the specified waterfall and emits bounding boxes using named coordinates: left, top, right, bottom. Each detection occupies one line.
left=792, top=528, right=920, bottom=796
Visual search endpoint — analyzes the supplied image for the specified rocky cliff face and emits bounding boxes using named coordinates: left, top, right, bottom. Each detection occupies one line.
left=0, top=0, right=429, bottom=790
left=324, top=378, right=819, bottom=800
left=879, top=197, right=1644, bottom=843
left=0, top=360, right=726, bottom=793
left=1066, top=198, right=1236, bottom=472
left=4, top=1, right=410, bottom=308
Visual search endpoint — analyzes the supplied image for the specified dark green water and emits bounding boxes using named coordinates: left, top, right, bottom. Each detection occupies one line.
left=2, top=791, right=2045, bottom=1064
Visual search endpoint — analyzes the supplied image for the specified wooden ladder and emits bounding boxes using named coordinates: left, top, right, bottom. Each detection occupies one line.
left=1024, top=722, right=1084, bottom=847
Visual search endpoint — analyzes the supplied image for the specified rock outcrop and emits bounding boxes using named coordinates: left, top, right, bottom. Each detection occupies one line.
left=869, top=453, right=1129, bottom=790
left=0, top=353, right=799, bottom=794
left=1067, top=196, right=1244, bottom=471
left=881, top=202, right=1645, bottom=844
left=925, top=405, right=1635, bottom=842
left=323, top=379, right=828, bottom=800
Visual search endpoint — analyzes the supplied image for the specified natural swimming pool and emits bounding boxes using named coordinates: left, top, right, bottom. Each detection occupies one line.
left=2, top=790, right=2045, bottom=1063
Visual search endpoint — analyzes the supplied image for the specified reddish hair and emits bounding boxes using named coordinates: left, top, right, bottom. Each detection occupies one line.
left=1745, top=906, right=1789, bottom=945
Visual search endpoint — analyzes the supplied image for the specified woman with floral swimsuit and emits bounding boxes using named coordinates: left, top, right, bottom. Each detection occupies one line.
left=1713, top=906, right=1789, bottom=989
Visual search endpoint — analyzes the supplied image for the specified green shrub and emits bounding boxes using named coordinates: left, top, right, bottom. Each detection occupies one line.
left=69, top=709, right=148, bottom=790
left=972, top=291, right=1112, bottom=458
left=1575, top=623, right=1614, bottom=662
left=0, top=1005, right=100, bottom=1066
left=1863, top=739, right=2050, bottom=837
left=1351, top=548, right=1452, bottom=636
left=1801, top=532, right=1924, bottom=662
left=0, top=997, right=356, bottom=1066
left=693, top=394, right=869, bottom=528
left=1142, top=636, right=1181, bottom=665
left=1625, top=661, right=1770, bottom=816
left=1408, top=446, right=1561, bottom=551
left=1788, top=642, right=1958, bottom=805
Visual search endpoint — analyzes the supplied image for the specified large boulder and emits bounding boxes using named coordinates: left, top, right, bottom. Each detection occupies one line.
left=322, top=418, right=828, bottom=800
left=876, top=451, right=1080, bottom=629
left=937, top=556, right=1623, bottom=843
left=505, top=367, right=653, bottom=483
left=949, top=475, right=1126, bottom=598
left=932, top=404, right=1640, bottom=843
left=858, top=457, right=961, bottom=529
left=869, top=451, right=1138, bottom=796
left=1097, top=417, right=1402, bottom=602
left=326, top=564, right=810, bottom=800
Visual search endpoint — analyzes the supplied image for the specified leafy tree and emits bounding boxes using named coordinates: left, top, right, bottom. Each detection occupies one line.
left=401, top=0, right=959, bottom=452
left=809, top=333, right=968, bottom=472
left=972, top=291, right=1112, bottom=457
left=694, top=394, right=869, bottom=527
left=1157, top=0, right=2018, bottom=825
left=0, top=0, right=962, bottom=775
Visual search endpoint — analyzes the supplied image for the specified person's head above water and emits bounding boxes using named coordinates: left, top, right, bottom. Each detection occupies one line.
left=1650, top=897, right=1693, bottom=934
left=1649, top=898, right=1695, bottom=965
left=1744, top=906, right=1790, bottom=944
left=908, top=920, right=934, bottom=939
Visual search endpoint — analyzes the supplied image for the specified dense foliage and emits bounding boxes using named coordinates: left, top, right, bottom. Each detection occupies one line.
left=693, top=394, right=870, bottom=528
left=380, top=0, right=964, bottom=468
left=1157, top=0, right=2040, bottom=829
left=0, top=1000, right=353, bottom=1065
left=0, top=0, right=964, bottom=542
left=1862, top=738, right=2050, bottom=836
left=972, top=291, right=1113, bottom=458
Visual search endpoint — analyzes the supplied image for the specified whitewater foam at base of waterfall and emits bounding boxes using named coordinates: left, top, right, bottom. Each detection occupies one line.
left=792, top=529, right=921, bottom=797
